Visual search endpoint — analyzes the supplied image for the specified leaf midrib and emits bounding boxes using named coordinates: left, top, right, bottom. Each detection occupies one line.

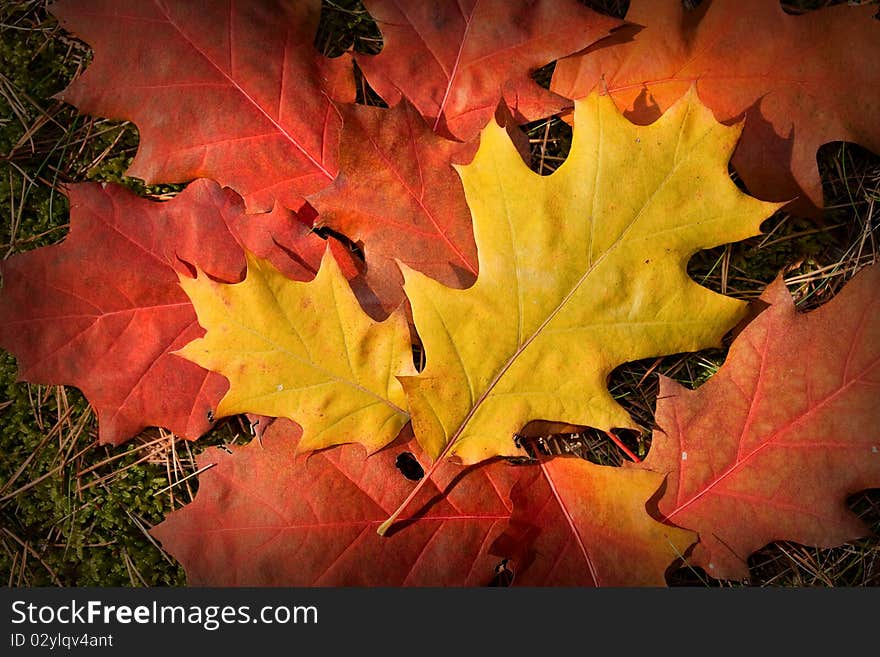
left=542, top=462, right=600, bottom=585
left=665, top=351, right=880, bottom=523
left=442, top=107, right=708, bottom=454
left=154, top=1, right=333, bottom=181
left=213, top=280, right=407, bottom=418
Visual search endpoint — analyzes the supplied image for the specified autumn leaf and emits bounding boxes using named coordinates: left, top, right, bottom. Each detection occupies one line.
left=551, top=0, right=880, bottom=216
left=355, top=0, right=621, bottom=141
left=177, top=249, right=416, bottom=454
left=639, top=265, right=880, bottom=581
left=226, top=199, right=358, bottom=284
left=51, top=0, right=355, bottom=213
left=151, top=420, right=520, bottom=586
left=398, top=88, right=781, bottom=470
left=491, top=457, right=696, bottom=586
left=0, top=180, right=330, bottom=445
left=309, top=100, right=479, bottom=314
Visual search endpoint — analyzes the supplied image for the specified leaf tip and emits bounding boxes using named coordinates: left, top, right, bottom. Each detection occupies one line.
left=758, top=273, right=797, bottom=311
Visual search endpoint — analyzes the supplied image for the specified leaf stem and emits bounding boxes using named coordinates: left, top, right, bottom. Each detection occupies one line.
left=377, top=437, right=460, bottom=536
left=378, top=426, right=644, bottom=535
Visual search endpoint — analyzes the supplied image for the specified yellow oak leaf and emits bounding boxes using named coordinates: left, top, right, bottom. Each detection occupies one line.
left=401, top=88, right=782, bottom=466
left=176, top=248, right=415, bottom=454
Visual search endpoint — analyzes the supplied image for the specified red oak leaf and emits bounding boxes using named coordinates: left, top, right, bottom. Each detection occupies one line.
left=151, top=420, right=520, bottom=586
left=355, top=0, right=621, bottom=141
left=491, top=457, right=696, bottom=586
left=639, top=265, right=880, bottom=580
left=232, top=201, right=358, bottom=283
left=51, top=0, right=355, bottom=213
left=0, top=180, right=332, bottom=445
left=551, top=0, right=880, bottom=216
left=308, top=101, right=479, bottom=314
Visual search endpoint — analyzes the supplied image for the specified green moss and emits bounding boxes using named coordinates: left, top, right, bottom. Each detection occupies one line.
left=0, top=7, right=185, bottom=256
left=0, top=4, right=204, bottom=587
left=0, top=351, right=244, bottom=586
left=0, top=354, right=170, bottom=585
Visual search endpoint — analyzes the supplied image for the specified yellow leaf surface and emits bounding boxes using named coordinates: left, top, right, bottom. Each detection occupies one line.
left=402, top=88, right=782, bottom=464
left=177, top=249, right=415, bottom=454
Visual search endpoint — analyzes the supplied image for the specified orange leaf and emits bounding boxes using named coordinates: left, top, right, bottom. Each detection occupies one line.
left=52, top=0, right=354, bottom=212
left=492, top=457, right=696, bottom=586
left=309, top=101, right=479, bottom=315
left=356, top=0, right=621, bottom=141
left=551, top=0, right=880, bottom=216
left=640, top=265, right=880, bottom=580
left=151, top=421, right=520, bottom=586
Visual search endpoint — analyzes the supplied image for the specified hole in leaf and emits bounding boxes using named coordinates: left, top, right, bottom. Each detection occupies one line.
left=780, top=1, right=854, bottom=16
left=315, top=0, right=383, bottom=58
left=412, top=343, right=426, bottom=372
left=312, top=225, right=366, bottom=262
left=488, top=559, right=514, bottom=587
left=513, top=426, right=639, bottom=466
left=530, top=61, right=555, bottom=90
left=667, top=564, right=725, bottom=587
left=352, top=58, right=388, bottom=107
left=579, top=1, right=630, bottom=19
left=522, top=116, right=572, bottom=176
left=395, top=452, right=424, bottom=481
